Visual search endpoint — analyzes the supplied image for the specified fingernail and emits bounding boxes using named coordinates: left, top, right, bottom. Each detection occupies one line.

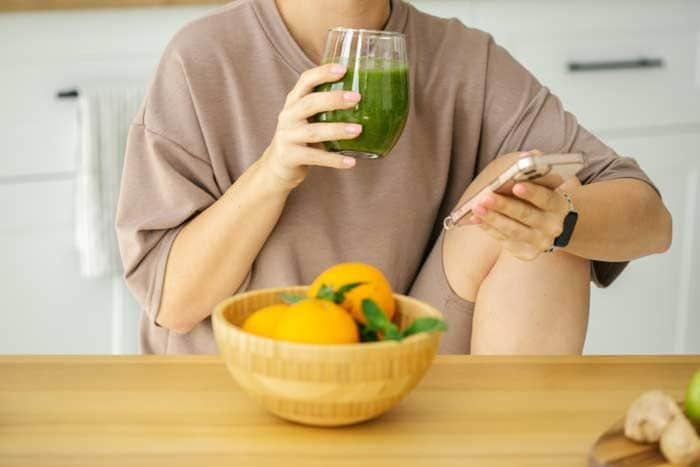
left=343, top=156, right=356, bottom=167
left=470, top=216, right=481, bottom=224
left=473, top=205, right=487, bottom=216
left=331, top=64, right=347, bottom=74
left=345, top=124, right=362, bottom=135
left=513, top=184, right=527, bottom=196
left=344, top=91, right=361, bottom=102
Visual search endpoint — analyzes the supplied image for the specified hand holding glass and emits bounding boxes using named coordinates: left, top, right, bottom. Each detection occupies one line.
left=313, top=28, right=409, bottom=159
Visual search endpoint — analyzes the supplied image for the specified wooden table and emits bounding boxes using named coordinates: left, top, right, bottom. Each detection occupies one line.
left=1, top=355, right=698, bottom=466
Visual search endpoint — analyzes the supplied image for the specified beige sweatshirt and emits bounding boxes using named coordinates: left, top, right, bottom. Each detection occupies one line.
left=116, top=0, right=656, bottom=354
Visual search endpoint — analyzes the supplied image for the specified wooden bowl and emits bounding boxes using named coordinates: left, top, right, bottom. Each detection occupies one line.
left=212, top=286, right=444, bottom=427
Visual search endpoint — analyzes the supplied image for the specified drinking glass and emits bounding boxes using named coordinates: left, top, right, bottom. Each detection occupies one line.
left=313, top=28, right=409, bottom=159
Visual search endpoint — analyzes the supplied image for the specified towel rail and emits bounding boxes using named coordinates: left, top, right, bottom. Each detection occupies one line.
left=57, top=89, right=79, bottom=99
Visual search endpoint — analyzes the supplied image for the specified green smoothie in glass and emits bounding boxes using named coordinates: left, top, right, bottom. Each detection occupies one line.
left=313, top=28, right=409, bottom=159
left=314, top=58, right=409, bottom=159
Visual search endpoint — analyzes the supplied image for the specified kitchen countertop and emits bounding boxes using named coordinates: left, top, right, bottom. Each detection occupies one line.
left=1, top=355, right=698, bottom=466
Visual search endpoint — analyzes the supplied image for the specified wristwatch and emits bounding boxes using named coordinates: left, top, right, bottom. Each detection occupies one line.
left=547, top=192, right=578, bottom=252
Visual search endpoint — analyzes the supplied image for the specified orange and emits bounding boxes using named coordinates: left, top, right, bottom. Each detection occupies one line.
left=275, top=299, right=359, bottom=344
left=308, top=262, right=395, bottom=324
left=241, top=304, right=289, bottom=338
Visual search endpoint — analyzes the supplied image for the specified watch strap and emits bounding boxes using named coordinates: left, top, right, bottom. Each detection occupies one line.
left=545, top=192, right=578, bottom=252
left=552, top=192, right=578, bottom=249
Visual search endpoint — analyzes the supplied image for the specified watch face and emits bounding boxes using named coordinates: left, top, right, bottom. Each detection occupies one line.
left=554, top=211, right=579, bottom=248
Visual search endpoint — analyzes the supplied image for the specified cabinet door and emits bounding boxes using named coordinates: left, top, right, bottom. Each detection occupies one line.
left=468, top=1, right=700, bottom=133
left=0, top=180, right=122, bottom=354
left=0, top=6, right=212, bottom=178
left=585, top=130, right=700, bottom=354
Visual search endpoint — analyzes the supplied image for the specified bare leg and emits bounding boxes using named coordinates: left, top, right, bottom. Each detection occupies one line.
left=473, top=244, right=590, bottom=354
left=444, top=223, right=590, bottom=354
left=442, top=151, right=591, bottom=354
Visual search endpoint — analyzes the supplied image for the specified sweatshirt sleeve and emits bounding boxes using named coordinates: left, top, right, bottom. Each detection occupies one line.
left=477, top=36, right=659, bottom=287
left=115, top=40, right=223, bottom=323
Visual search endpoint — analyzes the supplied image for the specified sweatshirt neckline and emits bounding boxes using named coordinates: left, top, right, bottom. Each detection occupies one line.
left=251, top=0, right=409, bottom=74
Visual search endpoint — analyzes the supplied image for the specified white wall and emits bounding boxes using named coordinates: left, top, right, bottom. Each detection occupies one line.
left=1, top=0, right=698, bottom=354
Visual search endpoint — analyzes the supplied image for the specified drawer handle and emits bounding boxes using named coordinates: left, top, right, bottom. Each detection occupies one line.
left=568, top=58, right=664, bottom=72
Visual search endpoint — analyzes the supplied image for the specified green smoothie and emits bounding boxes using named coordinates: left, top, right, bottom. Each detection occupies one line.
left=313, top=59, right=409, bottom=158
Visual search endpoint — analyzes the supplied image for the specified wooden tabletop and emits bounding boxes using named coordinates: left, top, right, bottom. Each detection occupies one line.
left=1, top=355, right=698, bottom=467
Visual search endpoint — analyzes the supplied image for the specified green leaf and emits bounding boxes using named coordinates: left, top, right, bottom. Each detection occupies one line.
left=362, top=298, right=402, bottom=341
left=315, top=284, right=336, bottom=302
left=359, top=326, right=378, bottom=343
left=361, top=299, right=389, bottom=330
left=333, top=282, right=365, bottom=304
left=315, top=282, right=365, bottom=304
left=279, top=293, right=306, bottom=304
left=402, top=318, right=448, bottom=338
left=383, top=327, right=403, bottom=341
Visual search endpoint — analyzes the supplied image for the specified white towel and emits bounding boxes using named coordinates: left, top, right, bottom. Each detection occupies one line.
left=75, top=82, right=145, bottom=277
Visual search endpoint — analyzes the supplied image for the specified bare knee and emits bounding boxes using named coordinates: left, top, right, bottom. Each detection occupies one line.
left=441, top=154, right=539, bottom=303
left=472, top=249, right=591, bottom=355
left=443, top=225, right=502, bottom=302
left=536, top=248, right=591, bottom=284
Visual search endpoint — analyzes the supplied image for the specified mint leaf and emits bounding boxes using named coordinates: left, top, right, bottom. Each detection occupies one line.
left=315, top=282, right=365, bottom=304
left=333, top=282, right=365, bottom=304
left=359, top=326, right=378, bottom=342
left=383, top=326, right=403, bottom=341
left=279, top=293, right=306, bottom=304
left=402, top=318, right=448, bottom=338
left=361, top=299, right=389, bottom=330
left=362, top=298, right=402, bottom=341
left=315, top=284, right=336, bottom=302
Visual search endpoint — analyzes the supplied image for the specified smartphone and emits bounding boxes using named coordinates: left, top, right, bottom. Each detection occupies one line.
left=443, top=152, right=585, bottom=230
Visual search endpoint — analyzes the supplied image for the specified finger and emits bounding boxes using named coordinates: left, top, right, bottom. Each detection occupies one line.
left=473, top=207, right=541, bottom=246
left=512, top=182, right=566, bottom=212
left=510, top=247, right=541, bottom=262
left=289, top=147, right=356, bottom=170
left=284, top=122, right=362, bottom=144
left=285, top=90, right=361, bottom=123
left=285, top=63, right=348, bottom=105
left=476, top=192, right=549, bottom=230
left=477, top=220, right=542, bottom=261
left=477, top=221, right=508, bottom=242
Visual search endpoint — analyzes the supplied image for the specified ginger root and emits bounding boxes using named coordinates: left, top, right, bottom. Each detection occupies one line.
left=624, top=390, right=682, bottom=442
left=660, top=414, right=700, bottom=465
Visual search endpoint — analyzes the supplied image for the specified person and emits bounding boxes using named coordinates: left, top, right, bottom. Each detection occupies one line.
left=115, top=0, right=671, bottom=355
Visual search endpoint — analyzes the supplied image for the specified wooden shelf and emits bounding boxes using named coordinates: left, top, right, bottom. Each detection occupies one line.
left=0, top=0, right=226, bottom=12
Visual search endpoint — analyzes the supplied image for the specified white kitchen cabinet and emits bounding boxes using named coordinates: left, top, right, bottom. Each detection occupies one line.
left=1, top=60, right=157, bottom=179
left=468, top=0, right=700, bottom=37
left=0, top=180, right=115, bottom=353
left=0, top=6, right=210, bottom=179
left=505, top=30, right=700, bottom=132
left=586, top=130, right=700, bottom=354
left=0, top=6, right=211, bottom=354
left=425, top=0, right=700, bottom=133
left=0, top=179, right=141, bottom=354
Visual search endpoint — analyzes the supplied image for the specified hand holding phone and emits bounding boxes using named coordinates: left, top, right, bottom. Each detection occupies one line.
left=444, top=152, right=584, bottom=230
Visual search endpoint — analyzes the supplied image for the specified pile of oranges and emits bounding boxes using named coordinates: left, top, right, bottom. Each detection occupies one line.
left=242, top=262, right=395, bottom=344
